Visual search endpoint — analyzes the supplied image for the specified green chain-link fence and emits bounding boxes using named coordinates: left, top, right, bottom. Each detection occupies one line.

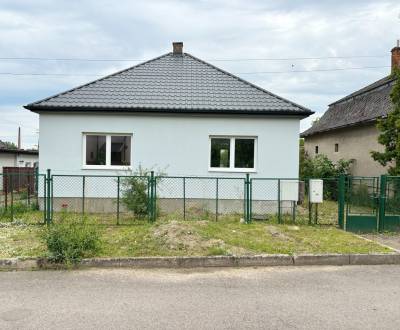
left=0, top=169, right=361, bottom=229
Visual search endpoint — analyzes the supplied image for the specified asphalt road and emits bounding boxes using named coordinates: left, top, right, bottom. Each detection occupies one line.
left=1, top=266, right=400, bottom=329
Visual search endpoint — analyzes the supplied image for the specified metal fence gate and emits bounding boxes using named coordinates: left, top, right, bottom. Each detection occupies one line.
left=345, top=176, right=379, bottom=233
left=380, top=176, right=400, bottom=231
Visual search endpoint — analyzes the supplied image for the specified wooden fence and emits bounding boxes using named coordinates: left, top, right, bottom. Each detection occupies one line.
left=2, top=167, right=35, bottom=194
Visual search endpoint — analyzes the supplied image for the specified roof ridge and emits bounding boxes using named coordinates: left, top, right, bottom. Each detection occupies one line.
left=183, top=52, right=313, bottom=113
left=329, top=75, right=395, bottom=106
left=25, top=52, right=171, bottom=108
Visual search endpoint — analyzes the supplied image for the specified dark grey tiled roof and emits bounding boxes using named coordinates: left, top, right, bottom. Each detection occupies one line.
left=301, top=76, right=395, bottom=137
left=25, top=53, right=312, bottom=115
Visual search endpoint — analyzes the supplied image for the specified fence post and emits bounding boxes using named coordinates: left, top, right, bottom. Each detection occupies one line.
left=153, top=173, right=157, bottom=222
left=278, top=179, right=281, bottom=224
left=82, top=175, right=86, bottom=216
left=46, top=169, right=52, bottom=224
left=244, top=173, right=251, bottom=223
left=4, top=172, right=8, bottom=210
left=10, top=174, right=14, bottom=222
left=215, top=178, right=218, bottom=222
left=43, top=174, right=47, bottom=224
left=149, top=171, right=155, bottom=222
left=338, top=174, right=345, bottom=229
left=378, top=175, right=387, bottom=232
left=117, top=176, right=120, bottom=225
left=35, top=167, right=39, bottom=195
left=183, top=177, right=186, bottom=221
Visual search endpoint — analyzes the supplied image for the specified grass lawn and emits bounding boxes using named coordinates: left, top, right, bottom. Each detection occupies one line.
left=0, top=214, right=392, bottom=259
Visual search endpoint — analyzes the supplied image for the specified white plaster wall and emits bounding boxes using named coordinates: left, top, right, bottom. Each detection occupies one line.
left=15, top=154, right=38, bottom=168
left=0, top=153, right=16, bottom=191
left=39, top=113, right=301, bottom=200
left=304, top=124, right=388, bottom=177
left=0, top=153, right=16, bottom=173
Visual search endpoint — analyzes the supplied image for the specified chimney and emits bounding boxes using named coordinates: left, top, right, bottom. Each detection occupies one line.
left=391, top=40, right=400, bottom=73
left=172, top=42, right=183, bottom=55
left=17, top=126, right=21, bottom=149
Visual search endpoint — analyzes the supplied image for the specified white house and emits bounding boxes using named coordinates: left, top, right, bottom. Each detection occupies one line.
left=0, top=142, right=38, bottom=174
left=25, top=42, right=312, bottom=213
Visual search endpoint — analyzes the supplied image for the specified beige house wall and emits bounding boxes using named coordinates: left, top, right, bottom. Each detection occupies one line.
left=304, top=123, right=388, bottom=177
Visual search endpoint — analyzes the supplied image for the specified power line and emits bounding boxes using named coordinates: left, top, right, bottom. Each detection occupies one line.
left=238, top=65, right=391, bottom=74
left=0, top=55, right=388, bottom=62
left=0, top=65, right=390, bottom=77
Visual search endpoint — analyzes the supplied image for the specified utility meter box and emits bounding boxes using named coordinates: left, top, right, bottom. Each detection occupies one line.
left=309, top=179, right=323, bottom=203
left=280, top=180, right=299, bottom=201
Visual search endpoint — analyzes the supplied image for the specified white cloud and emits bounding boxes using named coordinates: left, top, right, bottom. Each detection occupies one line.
left=0, top=0, right=399, bottom=148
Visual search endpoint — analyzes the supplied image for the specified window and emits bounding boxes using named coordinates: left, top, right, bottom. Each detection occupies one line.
left=210, top=136, right=256, bottom=171
left=86, top=135, right=106, bottom=165
left=83, top=134, right=131, bottom=168
left=315, top=146, right=319, bottom=154
left=335, top=143, right=339, bottom=152
left=210, top=138, right=230, bottom=168
left=111, top=136, right=131, bottom=165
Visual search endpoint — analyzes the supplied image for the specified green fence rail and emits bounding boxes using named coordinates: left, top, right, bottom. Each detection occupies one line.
left=6, top=169, right=400, bottom=232
left=11, top=171, right=341, bottom=227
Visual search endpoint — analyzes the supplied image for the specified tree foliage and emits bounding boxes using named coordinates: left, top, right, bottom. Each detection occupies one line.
left=371, top=68, right=400, bottom=175
left=300, top=153, right=353, bottom=179
left=1, top=141, right=18, bottom=149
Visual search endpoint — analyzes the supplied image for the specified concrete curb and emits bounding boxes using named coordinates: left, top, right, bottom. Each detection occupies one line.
left=1, top=253, right=400, bottom=271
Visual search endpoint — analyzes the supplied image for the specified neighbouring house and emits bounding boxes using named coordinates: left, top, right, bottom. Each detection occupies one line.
left=24, top=42, right=312, bottom=212
left=301, top=43, right=400, bottom=177
left=0, top=141, right=38, bottom=193
left=0, top=140, right=38, bottom=174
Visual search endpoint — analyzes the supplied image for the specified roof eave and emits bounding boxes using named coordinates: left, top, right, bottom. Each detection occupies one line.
left=0, top=149, right=38, bottom=155
left=300, top=118, right=378, bottom=138
left=24, top=105, right=314, bottom=118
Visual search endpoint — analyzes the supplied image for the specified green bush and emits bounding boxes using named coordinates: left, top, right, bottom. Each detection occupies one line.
left=121, top=176, right=149, bottom=219
left=300, top=154, right=353, bottom=179
left=121, top=166, right=165, bottom=219
left=41, top=215, right=101, bottom=264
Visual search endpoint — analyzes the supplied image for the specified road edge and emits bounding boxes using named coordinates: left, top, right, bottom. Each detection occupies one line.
left=1, top=253, right=400, bottom=271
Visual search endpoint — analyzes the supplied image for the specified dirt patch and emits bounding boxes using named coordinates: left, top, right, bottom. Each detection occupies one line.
left=153, top=220, right=224, bottom=251
left=266, top=225, right=292, bottom=241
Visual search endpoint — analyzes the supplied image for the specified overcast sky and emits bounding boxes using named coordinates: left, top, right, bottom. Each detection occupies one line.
left=1, top=0, right=400, bottom=148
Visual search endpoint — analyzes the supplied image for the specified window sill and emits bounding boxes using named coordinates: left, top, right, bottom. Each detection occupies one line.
left=208, top=168, right=257, bottom=173
left=82, top=165, right=132, bottom=171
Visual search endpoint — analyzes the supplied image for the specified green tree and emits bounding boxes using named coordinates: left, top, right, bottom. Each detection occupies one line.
left=1, top=141, right=18, bottom=149
left=371, top=68, right=400, bottom=175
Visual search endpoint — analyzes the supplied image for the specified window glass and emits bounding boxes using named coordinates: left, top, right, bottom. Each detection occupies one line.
left=86, top=135, right=106, bottom=165
left=111, top=136, right=131, bottom=165
left=235, top=139, right=254, bottom=168
left=210, top=138, right=230, bottom=168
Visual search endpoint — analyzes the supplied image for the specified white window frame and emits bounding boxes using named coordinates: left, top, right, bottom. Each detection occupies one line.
left=208, top=136, right=257, bottom=173
left=82, top=133, right=132, bottom=170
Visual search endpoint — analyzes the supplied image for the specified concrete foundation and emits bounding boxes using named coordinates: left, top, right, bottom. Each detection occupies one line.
left=39, top=197, right=294, bottom=215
